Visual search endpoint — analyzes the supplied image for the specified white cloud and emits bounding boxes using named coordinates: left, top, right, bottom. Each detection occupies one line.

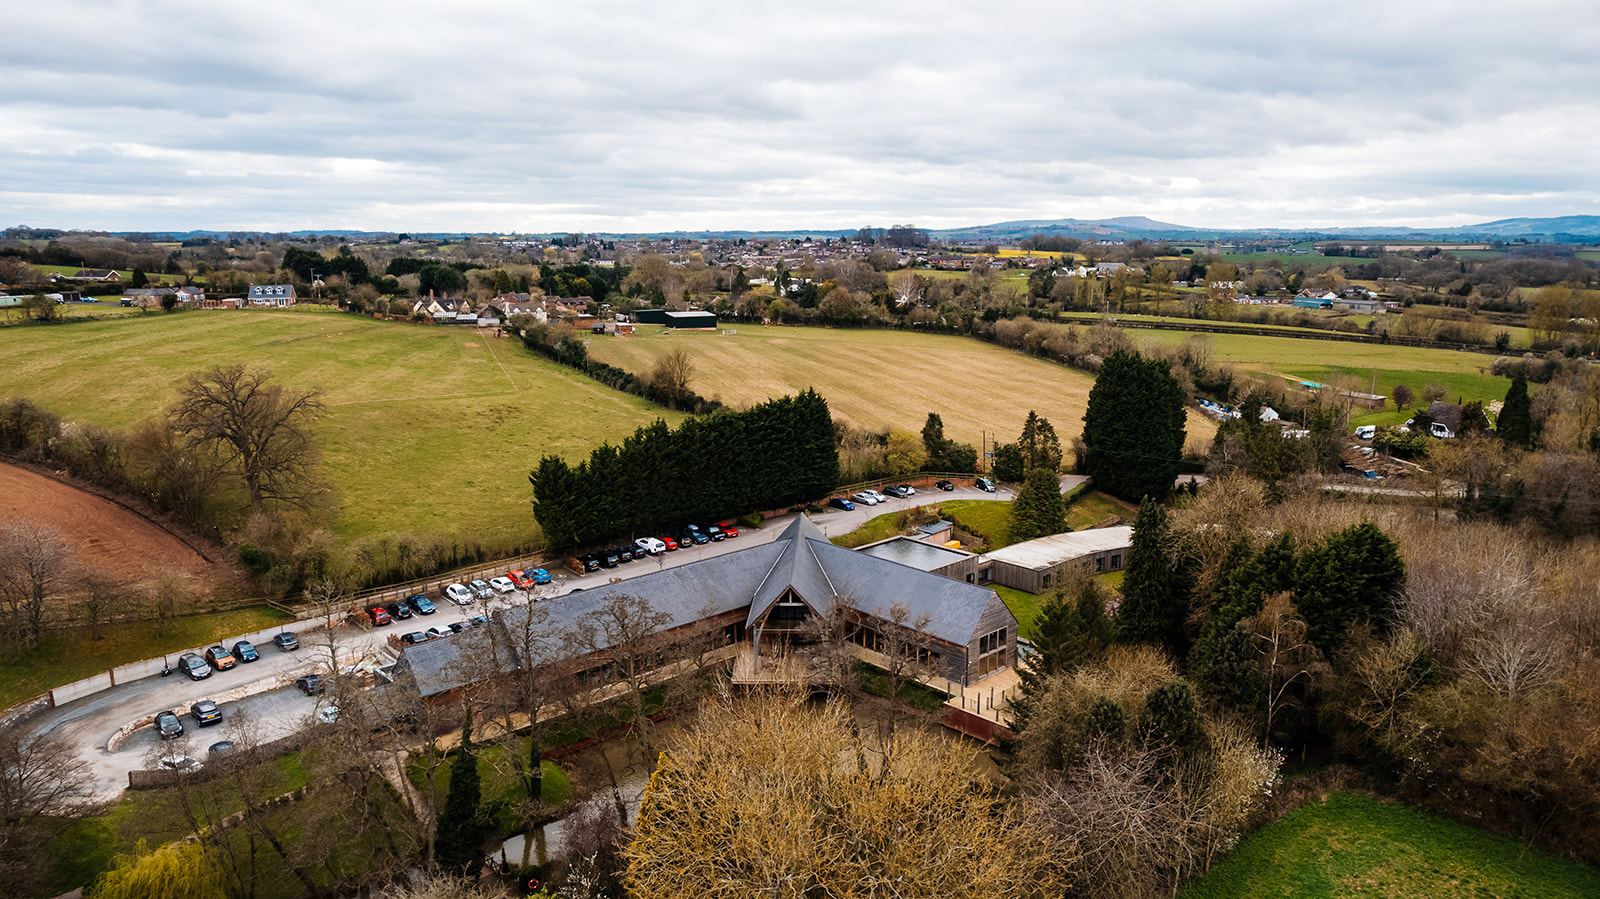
left=2, top=1, right=1598, bottom=231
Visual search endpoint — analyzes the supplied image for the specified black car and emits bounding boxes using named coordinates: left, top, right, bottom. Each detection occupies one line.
left=207, top=740, right=236, bottom=758
left=177, top=653, right=211, bottom=680
left=190, top=700, right=223, bottom=727
left=407, top=594, right=437, bottom=615
left=296, top=675, right=325, bottom=696
left=579, top=554, right=601, bottom=572
left=681, top=525, right=709, bottom=545
left=273, top=632, right=300, bottom=651
left=881, top=485, right=908, bottom=498
left=616, top=545, right=635, bottom=563
left=155, top=709, right=184, bottom=739
left=601, top=549, right=619, bottom=568
left=400, top=631, right=430, bottom=645
left=975, top=477, right=996, bottom=493
left=934, top=479, right=955, bottom=491
left=706, top=525, right=726, bottom=542
left=385, top=602, right=413, bottom=621
left=231, top=640, right=259, bottom=663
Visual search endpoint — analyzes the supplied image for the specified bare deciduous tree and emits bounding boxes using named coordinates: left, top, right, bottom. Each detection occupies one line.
left=0, top=518, right=74, bottom=652
left=0, top=730, right=92, bottom=894
left=648, top=347, right=695, bottom=410
left=170, top=364, right=326, bottom=513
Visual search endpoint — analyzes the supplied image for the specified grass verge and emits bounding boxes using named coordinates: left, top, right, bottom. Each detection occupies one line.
left=0, top=605, right=291, bottom=709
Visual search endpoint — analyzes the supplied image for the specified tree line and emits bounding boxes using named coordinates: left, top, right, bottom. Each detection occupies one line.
left=529, top=389, right=839, bottom=550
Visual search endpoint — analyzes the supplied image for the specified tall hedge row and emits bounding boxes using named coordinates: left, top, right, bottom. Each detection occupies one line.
left=529, top=389, right=839, bottom=549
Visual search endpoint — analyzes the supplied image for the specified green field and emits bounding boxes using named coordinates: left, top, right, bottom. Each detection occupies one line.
left=1128, top=327, right=1514, bottom=421
left=585, top=326, right=1218, bottom=453
left=0, top=308, right=681, bottom=544
left=1181, top=792, right=1600, bottom=899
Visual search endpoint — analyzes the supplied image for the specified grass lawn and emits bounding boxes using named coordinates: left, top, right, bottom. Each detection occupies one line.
left=939, top=498, right=1013, bottom=548
left=412, top=746, right=572, bottom=833
left=44, top=750, right=311, bottom=897
left=0, top=309, right=682, bottom=546
left=1181, top=791, right=1600, bottom=899
left=0, top=605, right=291, bottom=709
left=993, top=584, right=1043, bottom=639
left=1067, top=491, right=1138, bottom=530
left=584, top=325, right=1217, bottom=452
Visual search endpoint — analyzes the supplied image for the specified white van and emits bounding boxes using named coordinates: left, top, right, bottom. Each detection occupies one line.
left=1353, top=425, right=1376, bottom=440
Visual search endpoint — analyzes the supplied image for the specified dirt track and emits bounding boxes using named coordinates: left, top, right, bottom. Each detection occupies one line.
left=0, top=462, right=223, bottom=583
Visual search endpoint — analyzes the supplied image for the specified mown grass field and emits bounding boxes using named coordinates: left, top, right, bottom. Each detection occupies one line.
left=0, top=308, right=682, bottom=544
left=1180, top=792, right=1600, bottom=899
left=1128, top=327, right=1514, bottom=423
left=585, top=326, right=1218, bottom=453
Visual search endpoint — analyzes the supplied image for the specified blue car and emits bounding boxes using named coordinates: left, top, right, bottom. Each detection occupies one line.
left=828, top=497, right=855, bottom=511
left=530, top=568, right=552, bottom=585
left=407, top=594, right=437, bottom=615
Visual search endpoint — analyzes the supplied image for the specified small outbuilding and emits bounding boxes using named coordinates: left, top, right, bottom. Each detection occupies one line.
left=856, top=536, right=979, bottom=584
left=981, top=525, right=1135, bottom=594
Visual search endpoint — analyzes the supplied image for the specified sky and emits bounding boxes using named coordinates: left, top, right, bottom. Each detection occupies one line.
left=3, top=1, right=1598, bottom=234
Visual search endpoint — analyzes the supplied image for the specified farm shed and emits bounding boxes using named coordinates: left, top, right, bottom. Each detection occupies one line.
left=981, top=525, right=1134, bottom=594
left=634, top=308, right=718, bottom=328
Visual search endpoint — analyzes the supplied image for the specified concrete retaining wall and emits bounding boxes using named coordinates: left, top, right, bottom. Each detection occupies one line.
left=47, top=671, right=114, bottom=707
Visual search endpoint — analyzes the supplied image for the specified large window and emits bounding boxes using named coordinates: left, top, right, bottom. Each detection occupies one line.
left=977, top=627, right=1008, bottom=676
left=769, top=599, right=811, bottom=628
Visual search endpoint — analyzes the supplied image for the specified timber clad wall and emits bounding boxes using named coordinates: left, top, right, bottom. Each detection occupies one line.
left=965, top=593, right=1016, bottom=682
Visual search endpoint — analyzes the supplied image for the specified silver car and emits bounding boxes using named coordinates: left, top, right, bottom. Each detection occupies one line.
left=469, top=579, right=493, bottom=600
left=444, top=583, right=473, bottom=605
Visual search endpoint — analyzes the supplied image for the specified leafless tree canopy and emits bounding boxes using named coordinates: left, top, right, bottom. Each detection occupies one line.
left=0, top=518, right=74, bottom=652
left=0, top=730, right=92, bottom=894
left=169, top=364, right=326, bottom=513
left=648, top=347, right=695, bottom=410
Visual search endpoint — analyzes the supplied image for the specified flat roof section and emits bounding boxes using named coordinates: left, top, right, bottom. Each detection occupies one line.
left=857, top=536, right=972, bottom=572
left=982, top=526, right=1135, bottom=571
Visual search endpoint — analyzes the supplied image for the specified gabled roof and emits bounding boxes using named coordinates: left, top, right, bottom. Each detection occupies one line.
left=396, top=627, right=520, bottom=698
left=1426, top=400, right=1464, bottom=434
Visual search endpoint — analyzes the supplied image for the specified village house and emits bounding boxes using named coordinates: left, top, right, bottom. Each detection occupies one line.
left=247, top=284, right=297, bottom=307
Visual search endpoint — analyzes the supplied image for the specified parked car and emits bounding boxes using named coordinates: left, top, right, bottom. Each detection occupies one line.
left=706, top=525, right=726, bottom=542
left=444, top=583, right=473, bottom=604
left=975, top=477, right=996, bottom=492
left=897, top=483, right=916, bottom=496
left=366, top=606, right=392, bottom=626
left=661, top=536, right=679, bottom=551
left=488, top=576, right=516, bottom=594
left=178, top=653, right=210, bottom=680
left=190, top=700, right=223, bottom=727
left=447, top=621, right=466, bottom=633
left=204, top=645, right=237, bottom=670
left=230, top=640, right=259, bottom=663
left=681, top=525, right=709, bottom=545
left=465, top=615, right=488, bottom=628
left=207, top=741, right=236, bottom=758
left=934, top=479, right=955, bottom=491
left=881, top=485, right=908, bottom=498
left=469, top=579, right=493, bottom=600
left=635, top=536, right=666, bottom=555
left=864, top=489, right=888, bottom=504
left=385, top=602, right=413, bottom=620
left=155, top=709, right=184, bottom=739
left=407, top=594, right=437, bottom=615
left=509, top=569, right=539, bottom=589
left=828, top=497, right=855, bottom=511
left=528, top=567, right=552, bottom=584
left=296, top=674, right=325, bottom=695
left=578, top=554, right=601, bottom=572
left=600, top=548, right=619, bottom=567
left=716, top=520, right=740, bottom=538
left=400, top=631, right=430, bottom=645
left=851, top=491, right=879, bottom=505
left=615, top=544, right=635, bottom=562
left=273, top=632, right=299, bottom=651
left=425, top=625, right=454, bottom=639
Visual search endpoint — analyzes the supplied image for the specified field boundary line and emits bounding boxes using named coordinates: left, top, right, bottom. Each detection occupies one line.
left=479, top=330, right=519, bottom=392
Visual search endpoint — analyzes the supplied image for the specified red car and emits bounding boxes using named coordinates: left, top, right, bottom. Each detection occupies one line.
left=366, top=606, right=392, bottom=626
left=662, top=536, right=679, bottom=551
left=716, top=520, right=739, bottom=538
left=509, top=569, right=538, bottom=590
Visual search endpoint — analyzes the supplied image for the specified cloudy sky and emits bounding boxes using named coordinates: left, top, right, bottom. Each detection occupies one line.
left=3, top=2, right=1597, bottom=233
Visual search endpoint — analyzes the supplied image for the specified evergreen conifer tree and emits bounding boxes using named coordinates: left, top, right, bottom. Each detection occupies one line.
left=1081, top=349, right=1187, bottom=502
left=1116, top=498, right=1188, bottom=659
left=1498, top=372, right=1533, bottom=449
left=436, top=726, right=486, bottom=872
left=1009, top=467, right=1068, bottom=542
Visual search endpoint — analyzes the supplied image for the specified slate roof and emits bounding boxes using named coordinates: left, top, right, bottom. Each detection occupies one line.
left=396, top=626, right=520, bottom=698
left=248, top=284, right=295, bottom=300
left=488, top=514, right=1003, bottom=664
